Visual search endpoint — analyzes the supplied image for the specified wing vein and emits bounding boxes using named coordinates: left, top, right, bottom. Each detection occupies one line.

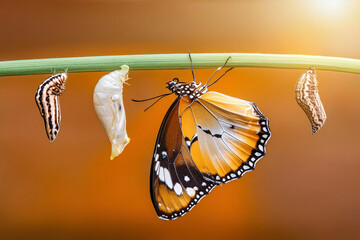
left=196, top=99, right=257, bottom=151
left=191, top=101, right=236, bottom=177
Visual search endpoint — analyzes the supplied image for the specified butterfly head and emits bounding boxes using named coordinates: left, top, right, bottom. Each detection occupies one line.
left=166, top=78, right=208, bottom=100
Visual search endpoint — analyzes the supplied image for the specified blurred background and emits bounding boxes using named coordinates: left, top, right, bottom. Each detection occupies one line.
left=0, top=0, right=359, bottom=239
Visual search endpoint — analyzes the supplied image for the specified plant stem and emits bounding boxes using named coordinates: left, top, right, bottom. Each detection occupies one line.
left=0, top=53, right=359, bottom=77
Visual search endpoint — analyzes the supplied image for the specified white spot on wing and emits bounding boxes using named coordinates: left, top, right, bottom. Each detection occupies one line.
left=174, top=183, right=182, bottom=196
left=258, top=145, right=264, bottom=152
left=155, top=161, right=160, bottom=172
left=186, top=187, right=196, bottom=197
left=159, top=167, right=164, bottom=182
left=156, top=165, right=160, bottom=175
left=164, top=168, right=173, bottom=189
left=243, top=165, right=250, bottom=170
left=184, top=176, right=190, bottom=182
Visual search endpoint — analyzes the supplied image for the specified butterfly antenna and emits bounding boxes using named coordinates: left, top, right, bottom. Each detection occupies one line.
left=205, top=56, right=232, bottom=87
left=132, top=93, right=171, bottom=102
left=132, top=93, right=172, bottom=112
left=188, top=50, right=196, bottom=83
left=208, top=67, right=234, bottom=88
left=142, top=95, right=170, bottom=112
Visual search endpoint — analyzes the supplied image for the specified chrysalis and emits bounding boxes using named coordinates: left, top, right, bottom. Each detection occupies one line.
left=295, top=68, right=327, bottom=134
left=35, top=73, right=67, bottom=142
left=93, top=65, right=130, bottom=160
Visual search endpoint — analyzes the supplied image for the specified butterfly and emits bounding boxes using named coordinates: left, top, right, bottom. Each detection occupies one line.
left=93, top=65, right=131, bottom=160
left=295, top=68, right=326, bottom=134
left=140, top=53, right=271, bottom=220
left=35, top=73, right=67, bottom=142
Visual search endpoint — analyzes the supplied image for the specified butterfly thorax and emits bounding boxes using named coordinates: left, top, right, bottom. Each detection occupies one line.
left=166, top=78, right=208, bottom=100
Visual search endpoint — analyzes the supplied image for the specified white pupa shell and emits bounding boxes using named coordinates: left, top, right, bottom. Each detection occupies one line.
left=93, top=65, right=130, bottom=160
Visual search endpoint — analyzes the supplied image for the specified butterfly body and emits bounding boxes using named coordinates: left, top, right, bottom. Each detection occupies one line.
left=167, top=78, right=207, bottom=100
left=151, top=75, right=271, bottom=220
left=35, top=73, right=67, bottom=142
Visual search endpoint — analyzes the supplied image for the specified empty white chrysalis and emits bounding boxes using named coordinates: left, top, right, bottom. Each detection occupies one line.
left=93, top=65, right=130, bottom=160
left=35, top=73, right=67, bottom=142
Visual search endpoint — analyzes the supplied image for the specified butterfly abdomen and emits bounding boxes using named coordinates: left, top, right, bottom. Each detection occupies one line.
left=295, top=68, right=327, bottom=134
left=35, top=73, right=67, bottom=142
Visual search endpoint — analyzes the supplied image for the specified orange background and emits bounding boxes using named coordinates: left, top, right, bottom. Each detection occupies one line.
left=0, top=0, right=360, bottom=239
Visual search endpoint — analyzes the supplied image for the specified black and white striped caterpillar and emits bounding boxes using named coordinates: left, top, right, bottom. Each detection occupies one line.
left=35, top=73, right=67, bottom=142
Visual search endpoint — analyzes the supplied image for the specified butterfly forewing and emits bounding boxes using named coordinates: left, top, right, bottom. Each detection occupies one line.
left=150, top=97, right=216, bottom=220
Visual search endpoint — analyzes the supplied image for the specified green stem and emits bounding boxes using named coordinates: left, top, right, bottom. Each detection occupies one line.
left=0, top=53, right=359, bottom=76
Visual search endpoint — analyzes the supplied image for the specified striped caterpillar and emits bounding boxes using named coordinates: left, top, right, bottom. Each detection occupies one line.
left=93, top=65, right=130, bottom=160
left=295, top=68, right=327, bottom=134
left=35, top=73, right=67, bottom=142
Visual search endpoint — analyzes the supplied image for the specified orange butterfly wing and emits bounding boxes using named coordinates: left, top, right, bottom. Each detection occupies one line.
left=150, top=92, right=270, bottom=220
left=150, top=97, right=216, bottom=220
left=181, top=91, right=270, bottom=183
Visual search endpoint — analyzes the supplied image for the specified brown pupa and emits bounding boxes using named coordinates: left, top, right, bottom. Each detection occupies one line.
left=295, top=68, right=327, bottom=134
